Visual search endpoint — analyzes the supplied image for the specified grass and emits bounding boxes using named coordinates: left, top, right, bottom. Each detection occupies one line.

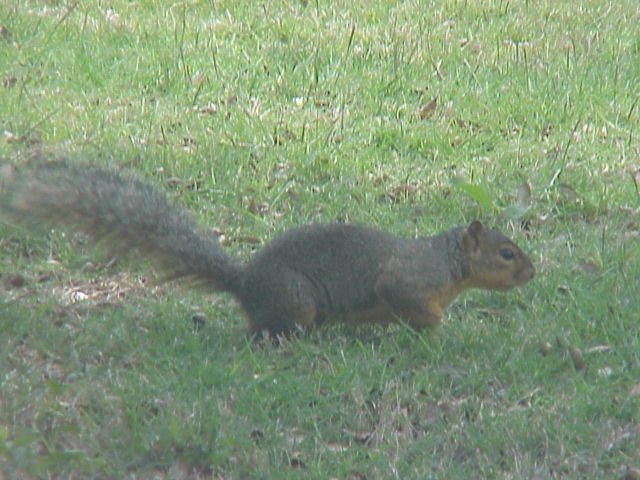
left=1, top=0, right=639, bottom=478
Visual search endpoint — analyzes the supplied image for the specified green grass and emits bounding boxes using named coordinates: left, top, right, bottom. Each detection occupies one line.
left=1, top=0, right=639, bottom=478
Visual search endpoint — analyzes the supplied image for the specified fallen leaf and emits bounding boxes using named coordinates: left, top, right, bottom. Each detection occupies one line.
left=165, top=177, right=184, bottom=186
left=343, top=428, right=373, bottom=445
left=539, top=342, right=553, bottom=356
left=517, top=181, right=532, bottom=207
left=586, top=345, right=610, bottom=354
left=597, top=367, right=612, bottom=378
left=5, top=273, right=25, bottom=289
left=450, top=135, right=463, bottom=147
left=198, top=104, right=218, bottom=115
left=568, top=346, right=585, bottom=371
left=236, top=235, right=261, bottom=245
left=3, top=76, right=16, bottom=88
left=386, top=183, right=418, bottom=201
left=325, top=442, right=348, bottom=453
left=419, top=98, right=437, bottom=119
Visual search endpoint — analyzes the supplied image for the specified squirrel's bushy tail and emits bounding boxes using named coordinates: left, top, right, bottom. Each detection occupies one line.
left=1, top=162, right=243, bottom=293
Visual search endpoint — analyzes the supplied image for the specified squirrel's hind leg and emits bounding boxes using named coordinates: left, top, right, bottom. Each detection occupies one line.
left=241, top=275, right=319, bottom=338
left=246, top=301, right=317, bottom=338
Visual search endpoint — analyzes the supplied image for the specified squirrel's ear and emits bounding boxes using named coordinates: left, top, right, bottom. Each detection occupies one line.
left=468, top=220, right=484, bottom=237
left=464, top=220, right=485, bottom=251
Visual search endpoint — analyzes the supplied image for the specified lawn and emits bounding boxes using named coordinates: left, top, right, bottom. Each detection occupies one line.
left=1, top=1, right=639, bottom=478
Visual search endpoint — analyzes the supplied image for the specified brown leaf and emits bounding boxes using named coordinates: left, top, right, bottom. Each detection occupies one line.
left=325, top=442, right=348, bottom=453
left=3, top=76, right=16, bottom=88
left=419, top=98, right=437, bottom=119
left=450, top=136, right=463, bottom=147
left=568, top=346, right=585, bottom=371
left=343, top=428, right=373, bottom=445
left=539, top=342, right=553, bottom=356
left=236, top=235, right=261, bottom=245
left=4, top=274, right=25, bottom=289
left=165, top=177, right=184, bottom=186
left=516, top=181, right=532, bottom=207
left=38, top=272, right=53, bottom=283
left=597, top=367, right=612, bottom=378
left=386, top=183, right=418, bottom=201
left=621, top=230, right=640, bottom=242
left=586, top=345, right=610, bottom=354
left=198, top=104, right=218, bottom=115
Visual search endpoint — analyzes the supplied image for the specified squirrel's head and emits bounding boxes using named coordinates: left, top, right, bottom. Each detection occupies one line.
left=462, top=220, right=535, bottom=291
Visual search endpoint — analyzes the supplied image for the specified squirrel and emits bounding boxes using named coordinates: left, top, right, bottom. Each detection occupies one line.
left=1, top=162, right=535, bottom=337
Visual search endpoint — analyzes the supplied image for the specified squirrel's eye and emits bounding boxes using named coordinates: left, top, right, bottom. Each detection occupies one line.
left=500, top=248, right=515, bottom=261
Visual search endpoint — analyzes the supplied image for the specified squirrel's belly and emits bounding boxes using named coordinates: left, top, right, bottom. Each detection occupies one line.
left=335, top=300, right=397, bottom=326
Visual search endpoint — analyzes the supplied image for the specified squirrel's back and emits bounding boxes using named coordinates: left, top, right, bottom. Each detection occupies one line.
left=240, top=224, right=399, bottom=329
